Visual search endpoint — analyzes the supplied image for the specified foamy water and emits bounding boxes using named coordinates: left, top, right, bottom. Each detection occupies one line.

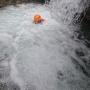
left=0, top=1, right=90, bottom=90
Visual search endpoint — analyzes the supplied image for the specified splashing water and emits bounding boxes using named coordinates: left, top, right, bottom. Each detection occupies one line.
left=49, top=0, right=89, bottom=24
left=0, top=0, right=90, bottom=90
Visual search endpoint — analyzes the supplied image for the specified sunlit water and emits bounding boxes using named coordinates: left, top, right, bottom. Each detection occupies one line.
left=0, top=1, right=90, bottom=90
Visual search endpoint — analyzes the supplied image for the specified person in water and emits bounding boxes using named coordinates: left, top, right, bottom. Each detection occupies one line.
left=34, top=14, right=44, bottom=24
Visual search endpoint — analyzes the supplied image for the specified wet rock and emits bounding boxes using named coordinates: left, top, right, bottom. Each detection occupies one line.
left=71, top=57, right=90, bottom=78
left=57, top=71, right=64, bottom=80
left=0, top=83, right=7, bottom=90
left=80, top=6, right=90, bottom=42
left=0, top=81, right=21, bottom=90
left=75, top=49, right=85, bottom=57
left=0, top=0, right=50, bottom=7
left=0, top=0, right=22, bottom=7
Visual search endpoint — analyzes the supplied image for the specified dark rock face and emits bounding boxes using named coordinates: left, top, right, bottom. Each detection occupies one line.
left=80, top=7, right=90, bottom=24
left=73, top=6, right=90, bottom=48
left=0, top=0, right=22, bottom=7
left=0, top=0, right=50, bottom=7
left=85, top=7, right=90, bottom=21
left=22, top=0, right=50, bottom=4
left=80, top=7, right=90, bottom=48
left=73, top=6, right=90, bottom=78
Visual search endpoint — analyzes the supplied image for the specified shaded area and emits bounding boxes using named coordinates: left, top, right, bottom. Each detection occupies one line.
left=72, top=7, right=90, bottom=78
left=75, top=6, right=90, bottom=48
left=0, top=0, right=50, bottom=7
left=81, top=7, right=90, bottom=48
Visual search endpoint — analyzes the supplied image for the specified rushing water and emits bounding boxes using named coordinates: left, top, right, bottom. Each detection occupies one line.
left=0, top=0, right=90, bottom=90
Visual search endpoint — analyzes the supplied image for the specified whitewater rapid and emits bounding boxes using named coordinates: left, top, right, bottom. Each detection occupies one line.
left=0, top=2, right=90, bottom=90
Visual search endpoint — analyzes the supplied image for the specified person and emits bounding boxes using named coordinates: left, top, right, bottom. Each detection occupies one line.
left=34, top=14, right=44, bottom=24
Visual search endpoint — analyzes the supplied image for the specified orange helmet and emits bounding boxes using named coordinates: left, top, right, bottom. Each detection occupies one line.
left=34, top=15, right=43, bottom=24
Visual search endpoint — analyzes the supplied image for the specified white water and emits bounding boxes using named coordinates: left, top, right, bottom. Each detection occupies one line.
left=0, top=1, right=90, bottom=90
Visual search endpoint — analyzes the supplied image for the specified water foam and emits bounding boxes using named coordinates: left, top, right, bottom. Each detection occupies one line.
left=0, top=1, right=89, bottom=90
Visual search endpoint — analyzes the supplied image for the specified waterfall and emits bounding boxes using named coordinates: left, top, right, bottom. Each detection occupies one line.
left=0, top=0, right=89, bottom=90
left=49, top=0, right=89, bottom=24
